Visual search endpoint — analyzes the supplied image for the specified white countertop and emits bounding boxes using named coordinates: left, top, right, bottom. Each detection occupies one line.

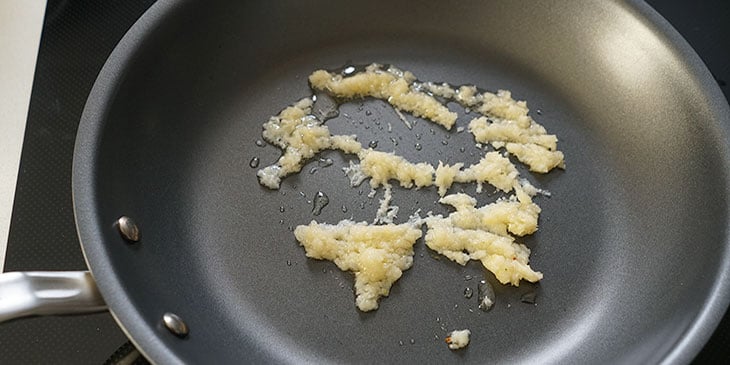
left=0, top=0, right=47, bottom=272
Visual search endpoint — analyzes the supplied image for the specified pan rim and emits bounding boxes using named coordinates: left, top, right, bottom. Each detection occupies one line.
left=611, top=2, right=730, bottom=364
left=72, top=1, right=184, bottom=364
left=71, top=0, right=730, bottom=364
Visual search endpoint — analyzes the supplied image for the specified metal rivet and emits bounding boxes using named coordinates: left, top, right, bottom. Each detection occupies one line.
left=116, top=216, right=139, bottom=242
left=162, top=312, right=189, bottom=338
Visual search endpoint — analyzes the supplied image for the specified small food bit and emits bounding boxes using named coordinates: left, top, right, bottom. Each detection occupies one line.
left=374, top=185, right=399, bottom=225
left=445, top=329, right=471, bottom=350
left=519, top=178, right=551, bottom=197
left=257, top=165, right=283, bottom=189
left=477, top=280, right=496, bottom=311
left=358, top=148, right=434, bottom=189
left=342, top=161, right=367, bottom=187
left=294, top=220, right=423, bottom=311
left=505, top=142, right=565, bottom=173
left=455, top=85, right=481, bottom=107
left=420, top=81, right=457, bottom=99
left=434, top=161, right=464, bottom=197
left=309, top=64, right=457, bottom=129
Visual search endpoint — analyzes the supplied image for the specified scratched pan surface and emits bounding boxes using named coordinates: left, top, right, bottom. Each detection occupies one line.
left=74, top=0, right=730, bottom=364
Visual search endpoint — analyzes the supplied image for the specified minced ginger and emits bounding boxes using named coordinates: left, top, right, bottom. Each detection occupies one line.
left=255, top=64, right=564, bottom=312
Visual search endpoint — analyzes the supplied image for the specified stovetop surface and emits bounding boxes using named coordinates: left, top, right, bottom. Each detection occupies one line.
left=0, top=1, right=727, bottom=363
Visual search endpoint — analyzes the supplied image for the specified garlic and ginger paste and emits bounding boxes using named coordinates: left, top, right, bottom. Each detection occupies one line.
left=254, top=63, right=564, bottom=313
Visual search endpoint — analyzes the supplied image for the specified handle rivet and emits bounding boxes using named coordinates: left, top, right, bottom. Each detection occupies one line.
left=115, top=216, right=140, bottom=242
left=162, top=312, right=189, bottom=338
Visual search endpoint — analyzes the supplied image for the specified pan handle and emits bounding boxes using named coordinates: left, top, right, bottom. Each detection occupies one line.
left=0, top=271, right=107, bottom=323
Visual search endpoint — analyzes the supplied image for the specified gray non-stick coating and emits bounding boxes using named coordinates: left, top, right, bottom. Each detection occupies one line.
left=73, top=0, right=730, bottom=364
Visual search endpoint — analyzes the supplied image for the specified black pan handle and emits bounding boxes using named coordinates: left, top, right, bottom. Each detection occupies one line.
left=0, top=271, right=106, bottom=322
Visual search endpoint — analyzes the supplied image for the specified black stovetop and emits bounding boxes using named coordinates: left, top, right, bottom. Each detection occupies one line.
left=0, top=1, right=727, bottom=363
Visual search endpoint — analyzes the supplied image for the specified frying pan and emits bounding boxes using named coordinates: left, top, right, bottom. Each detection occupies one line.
left=1, top=0, right=729, bottom=363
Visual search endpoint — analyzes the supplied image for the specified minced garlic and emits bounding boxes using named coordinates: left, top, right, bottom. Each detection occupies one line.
left=437, top=189, right=540, bottom=237
left=418, top=79, right=565, bottom=173
left=505, top=142, right=565, bottom=173
left=254, top=64, right=565, bottom=314
left=468, top=116, right=558, bottom=151
left=256, top=98, right=363, bottom=189
left=424, top=217, right=542, bottom=285
left=454, top=152, right=521, bottom=194
left=309, top=64, right=457, bottom=129
left=357, top=148, right=434, bottom=189
left=294, top=220, right=423, bottom=311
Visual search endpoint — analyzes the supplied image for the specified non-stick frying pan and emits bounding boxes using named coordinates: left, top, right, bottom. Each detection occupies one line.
left=1, top=0, right=729, bottom=363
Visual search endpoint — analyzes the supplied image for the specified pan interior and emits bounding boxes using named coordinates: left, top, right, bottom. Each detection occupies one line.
left=77, top=0, right=730, bottom=364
